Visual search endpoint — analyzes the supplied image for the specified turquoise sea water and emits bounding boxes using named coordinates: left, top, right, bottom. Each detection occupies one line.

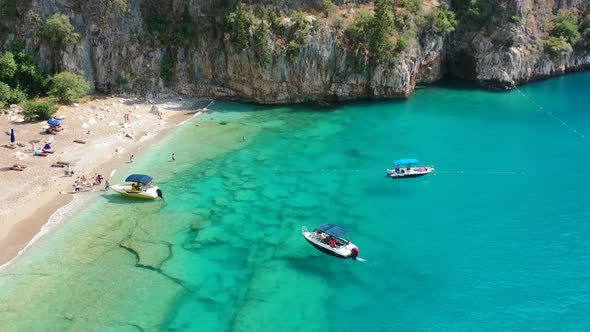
left=1, top=73, right=590, bottom=331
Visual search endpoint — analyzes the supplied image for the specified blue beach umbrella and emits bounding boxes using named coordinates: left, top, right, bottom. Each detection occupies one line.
left=47, top=119, right=60, bottom=126
left=10, top=129, right=15, bottom=144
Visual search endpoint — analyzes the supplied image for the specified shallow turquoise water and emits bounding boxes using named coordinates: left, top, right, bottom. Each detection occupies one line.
left=1, top=73, right=590, bottom=331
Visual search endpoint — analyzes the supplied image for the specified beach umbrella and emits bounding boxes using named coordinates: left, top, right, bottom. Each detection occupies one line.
left=47, top=119, right=60, bottom=126
left=10, top=129, right=15, bottom=144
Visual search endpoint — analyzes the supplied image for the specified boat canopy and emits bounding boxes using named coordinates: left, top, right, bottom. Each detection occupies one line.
left=394, top=158, right=419, bottom=166
left=125, top=174, right=153, bottom=184
left=315, top=224, right=350, bottom=239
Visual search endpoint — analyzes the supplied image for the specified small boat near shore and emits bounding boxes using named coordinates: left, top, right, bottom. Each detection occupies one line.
left=302, top=224, right=359, bottom=260
left=111, top=174, right=163, bottom=199
left=386, top=158, right=434, bottom=179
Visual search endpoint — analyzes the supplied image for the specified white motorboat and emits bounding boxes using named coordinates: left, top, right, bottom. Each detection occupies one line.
left=111, top=174, right=163, bottom=199
left=302, top=224, right=359, bottom=260
left=386, top=158, right=434, bottom=179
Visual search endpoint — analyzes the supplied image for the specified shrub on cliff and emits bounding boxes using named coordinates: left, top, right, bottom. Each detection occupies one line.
left=286, top=41, right=302, bottom=61
left=22, top=100, right=58, bottom=121
left=368, top=0, right=396, bottom=60
left=403, top=0, right=422, bottom=14
left=544, top=36, right=573, bottom=59
left=225, top=4, right=254, bottom=51
left=254, top=22, right=271, bottom=67
left=431, top=4, right=459, bottom=34
left=38, top=13, right=80, bottom=50
left=0, top=51, right=17, bottom=82
left=551, top=10, right=580, bottom=45
left=49, top=72, right=90, bottom=104
left=10, top=43, right=48, bottom=98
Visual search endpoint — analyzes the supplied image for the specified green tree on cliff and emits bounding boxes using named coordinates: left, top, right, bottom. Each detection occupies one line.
left=551, top=10, right=580, bottom=45
left=0, top=51, right=17, bottom=82
left=368, top=0, right=396, bottom=61
left=225, top=4, right=254, bottom=51
left=38, top=13, right=80, bottom=71
left=254, top=22, right=271, bottom=67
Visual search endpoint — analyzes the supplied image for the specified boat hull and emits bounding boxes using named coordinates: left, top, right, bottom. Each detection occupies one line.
left=304, top=238, right=350, bottom=259
left=111, top=184, right=160, bottom=199
left=386, top=167, right=434, bottom=179
left=301, top=230, right=358, bottom=259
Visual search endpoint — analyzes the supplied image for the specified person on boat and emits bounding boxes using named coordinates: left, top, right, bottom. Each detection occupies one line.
left=394, top=165, right=400, bottom=173
left=328, top=237, right=336, bottom=248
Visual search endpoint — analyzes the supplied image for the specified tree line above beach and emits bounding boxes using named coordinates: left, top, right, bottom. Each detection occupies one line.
left=0, top=14, right=90, bottom=122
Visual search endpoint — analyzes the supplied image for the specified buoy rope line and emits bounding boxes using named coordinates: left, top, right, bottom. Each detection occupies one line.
left=200, top=165, right=567, bottom=176
left=513, top=85, right=589, bottom=143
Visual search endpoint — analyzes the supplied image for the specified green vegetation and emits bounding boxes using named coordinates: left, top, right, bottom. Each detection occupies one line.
left=505, top=33, right=518, bottom=47
left=580, top=16, right=590, bottom=44
left=2, top=0, right=17, bottom=17
left=430, top=4, right=459, bottom=34
left=254, top=22, right=271, bottom=67
left=286, top=40, right=302, bottom=61
left=403, top=0, right=422, bottom=15
left=10, top=43, right=49, bottom=98
left=0, top=51, right=17, bottom=82
left=22, top=100, right=58, bottom=121
left=322, top=0, right=337, bottom=18
left=49, top=72, right=90, bottom=104
left=104, top=0, right=129, bottom=13
left=0, top=82, right=10, bottom=108
left=225, top=4, right=254, bottom=51
left=368, top=0, right=396, bottom=60
left=551, top=10, right=580, bottom=45
left=396, top=35, right=409, bottom=51
left=544, top=36, right=573, bottom=59
left=345, top=0, right=398, bottom=61
left=0, top=44, right=49, bottom=108
left=542, top=10, right=583, bottom=59
left=115, top=75, right=128, bottom=86
left=38, top=14, right=80, bottom=50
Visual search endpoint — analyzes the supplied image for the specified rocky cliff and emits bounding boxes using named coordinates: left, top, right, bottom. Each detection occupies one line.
left=449, top=0, right=590, bottom=88
left=0, top=0, right=589, bottom=103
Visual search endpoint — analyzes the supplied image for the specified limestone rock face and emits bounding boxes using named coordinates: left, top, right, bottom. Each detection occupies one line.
left=1, top=0, right=589, bottom=102
left=449, top=0, right=590, bottom=89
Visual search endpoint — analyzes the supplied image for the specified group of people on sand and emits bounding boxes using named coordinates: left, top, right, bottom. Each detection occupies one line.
left=73, top=174, right=109, bottom=193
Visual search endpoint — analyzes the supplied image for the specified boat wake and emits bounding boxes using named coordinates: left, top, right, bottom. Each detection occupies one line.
left=356, top=257, right=367, bottom=262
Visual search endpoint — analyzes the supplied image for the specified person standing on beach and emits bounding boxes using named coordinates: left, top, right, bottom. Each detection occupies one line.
left=105, top=179, right=110, bottom=190
left=130, top=154, right=134, bottom=163
left=172, top=153, right=176, bottom=161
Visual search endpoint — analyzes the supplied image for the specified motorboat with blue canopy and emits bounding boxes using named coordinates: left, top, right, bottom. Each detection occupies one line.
left=386, top=158, right=434, bottom=179
left=111, top=174, right=163, bottom=199
left=301, top=223, right=359, bottom=259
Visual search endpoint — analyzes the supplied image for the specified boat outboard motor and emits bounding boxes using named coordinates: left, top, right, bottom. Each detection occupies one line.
left=351, top=248, right=359, bottom=260
left=157, top=189, right=163, bottom=199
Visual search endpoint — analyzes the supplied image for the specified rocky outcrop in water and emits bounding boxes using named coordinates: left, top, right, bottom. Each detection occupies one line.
left=1, top=0, right=590, bottom=102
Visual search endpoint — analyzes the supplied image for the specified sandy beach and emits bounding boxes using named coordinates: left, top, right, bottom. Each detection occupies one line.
left=0, top=96, right=208, bottom=266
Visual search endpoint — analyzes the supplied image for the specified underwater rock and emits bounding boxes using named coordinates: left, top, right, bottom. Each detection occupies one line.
left=120, top=239, right=171, bottom=270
